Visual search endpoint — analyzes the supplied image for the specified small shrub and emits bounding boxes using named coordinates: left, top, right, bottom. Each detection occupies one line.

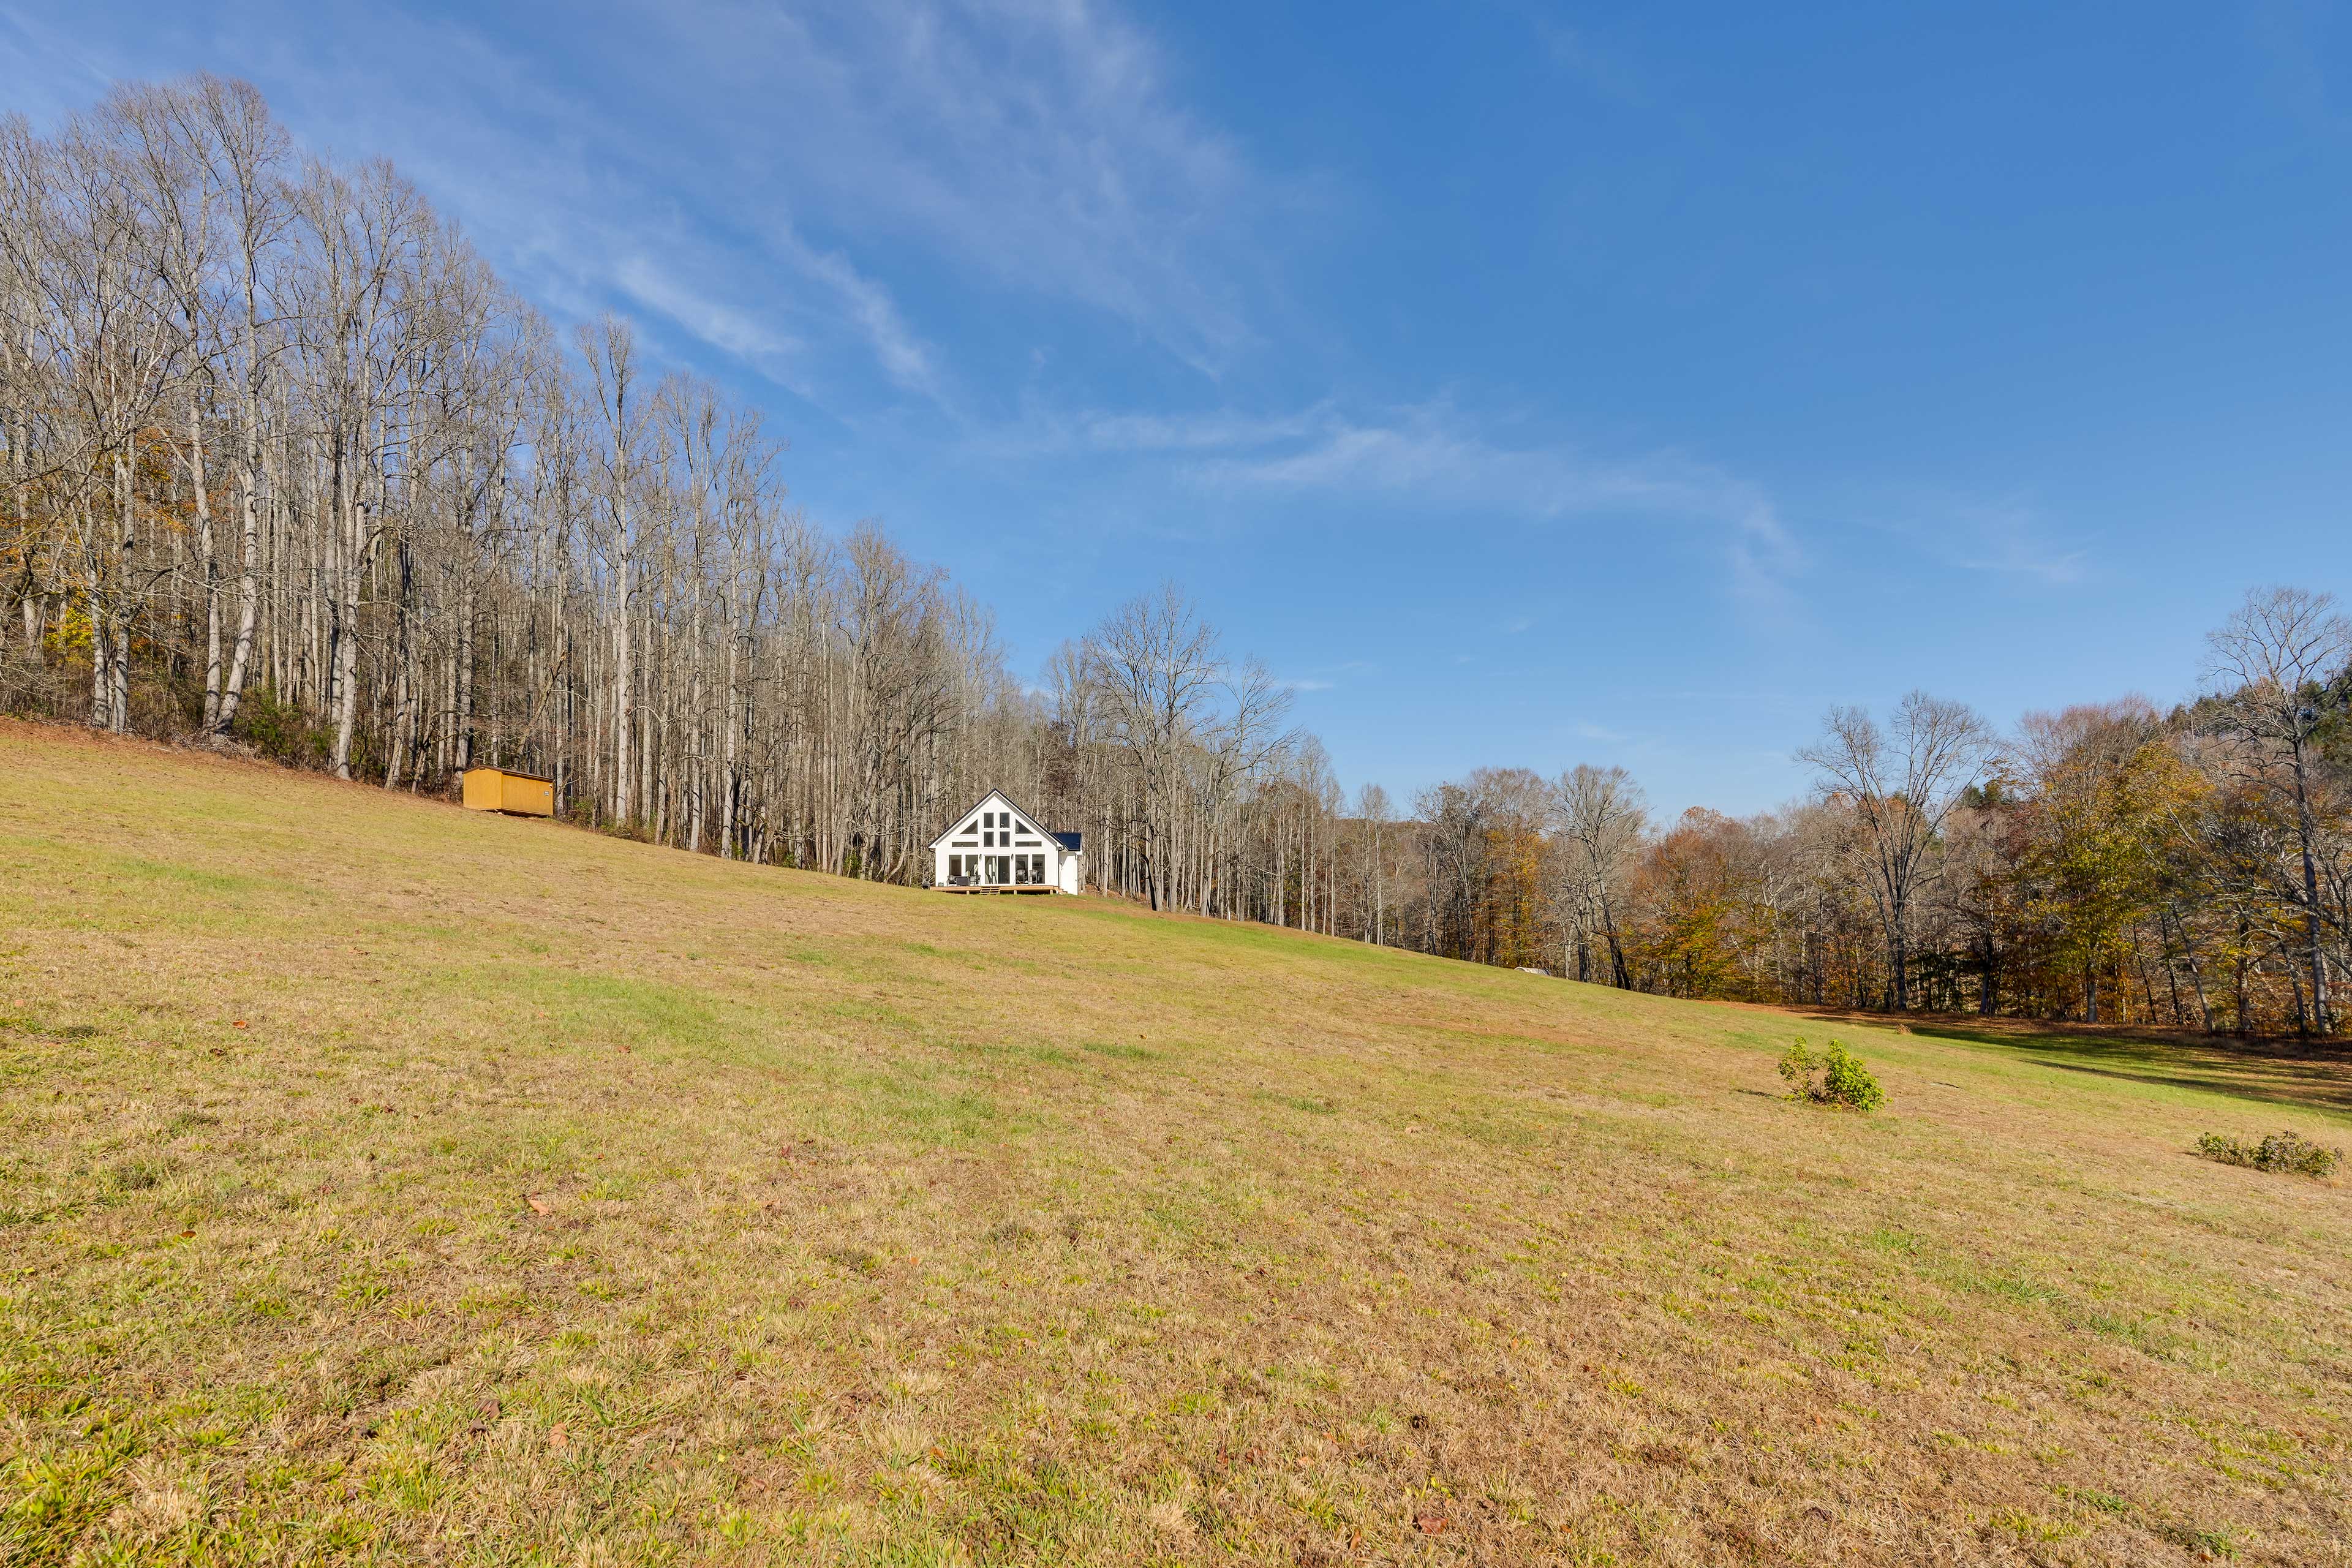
left=2196, top=1130, right=2340, bottom=1178
left=228, top=684, right=329, bottom=766
left=1777, top=1037, right=1885, bottom=1112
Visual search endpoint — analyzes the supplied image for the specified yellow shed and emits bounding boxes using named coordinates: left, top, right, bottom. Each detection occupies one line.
left=461, top=767, right=555, bottom=818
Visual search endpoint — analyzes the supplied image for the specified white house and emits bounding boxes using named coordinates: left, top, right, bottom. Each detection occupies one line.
left=929, top=790, right=1084, bottom=894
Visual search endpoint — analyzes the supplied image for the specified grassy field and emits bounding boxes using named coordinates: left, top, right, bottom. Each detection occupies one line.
left=2, top=721, right=2348, bottom=1567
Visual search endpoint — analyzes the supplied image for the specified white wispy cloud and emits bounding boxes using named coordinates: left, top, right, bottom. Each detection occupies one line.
left=0, top=7, right=115, bottom=118
left=608, top=255, right=812, bottom=392
left=634, top=0, right=1270, bottom=368
left=1526, top=15, right=1649, bottom=107
left=2252, top=0, right=2352, bottom=140
left=1077, top=406, right=1333, bottom=453
left=783, top=236, right=941, bottom=399
left=29, top=0, right=1272, bottom=410
left=967, top=403, right=1332, bottom=460
left=1174, top=403, right=1800, bottom=603
left=1895, top=496, right=2089, bottom=586
left=1956, top=513, right=2089, bottom=584
left=954, top=399, right=1801, bottom=608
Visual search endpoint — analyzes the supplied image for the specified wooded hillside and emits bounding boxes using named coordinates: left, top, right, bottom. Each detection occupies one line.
left=5, top=78, right=2348, bottom=1035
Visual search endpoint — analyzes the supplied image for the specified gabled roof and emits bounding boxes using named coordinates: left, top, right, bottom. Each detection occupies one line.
left=927, top=789, right=1066, bottom=851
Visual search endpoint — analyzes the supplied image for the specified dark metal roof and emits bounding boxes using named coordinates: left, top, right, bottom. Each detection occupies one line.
left=1052, top=831, right=1082, bottom=852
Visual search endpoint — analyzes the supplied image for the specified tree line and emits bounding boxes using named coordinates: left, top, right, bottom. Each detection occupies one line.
left=1280, top=590, right=2350, bottom=1038
left=6, top=78, right=2346, bottom=1035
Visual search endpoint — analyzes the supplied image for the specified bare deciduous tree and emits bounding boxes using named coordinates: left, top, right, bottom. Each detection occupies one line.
left=2203, top=586, right=2352, bottom=1035
left=1355, top=782, right=1393, bottom=946
left=1553, top=763, right=1646, bottom=987
left=1798, top=692, right=1994, bottom=1011
left=1082, top=584, right=1223, bottom=911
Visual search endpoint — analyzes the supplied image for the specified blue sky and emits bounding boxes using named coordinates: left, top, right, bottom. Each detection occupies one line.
left=8, top=1, right=2351, bottom=813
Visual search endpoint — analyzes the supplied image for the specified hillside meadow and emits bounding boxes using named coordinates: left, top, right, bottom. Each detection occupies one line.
left=1, top=720, right=2348, bottom=1566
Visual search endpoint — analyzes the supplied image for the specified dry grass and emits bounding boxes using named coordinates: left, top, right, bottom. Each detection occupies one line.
left=2, top=718, right=2348, bottom=1566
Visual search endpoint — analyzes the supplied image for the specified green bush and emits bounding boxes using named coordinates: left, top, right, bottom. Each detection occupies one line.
left=228, top=684, right=330, bottom=766
left=2196, top=1130, right=2340, bottom=1178
left=1777, top=1036, right=1885, bottom=1112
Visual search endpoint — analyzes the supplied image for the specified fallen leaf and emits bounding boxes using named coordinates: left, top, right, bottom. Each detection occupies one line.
left=232, top=1020, right=249, bottom=1029
left=526, top=1195, right=549, bottom=1215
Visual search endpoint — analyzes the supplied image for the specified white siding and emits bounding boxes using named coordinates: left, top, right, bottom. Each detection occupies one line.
left=930, top=791, right=1081, bottom=893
